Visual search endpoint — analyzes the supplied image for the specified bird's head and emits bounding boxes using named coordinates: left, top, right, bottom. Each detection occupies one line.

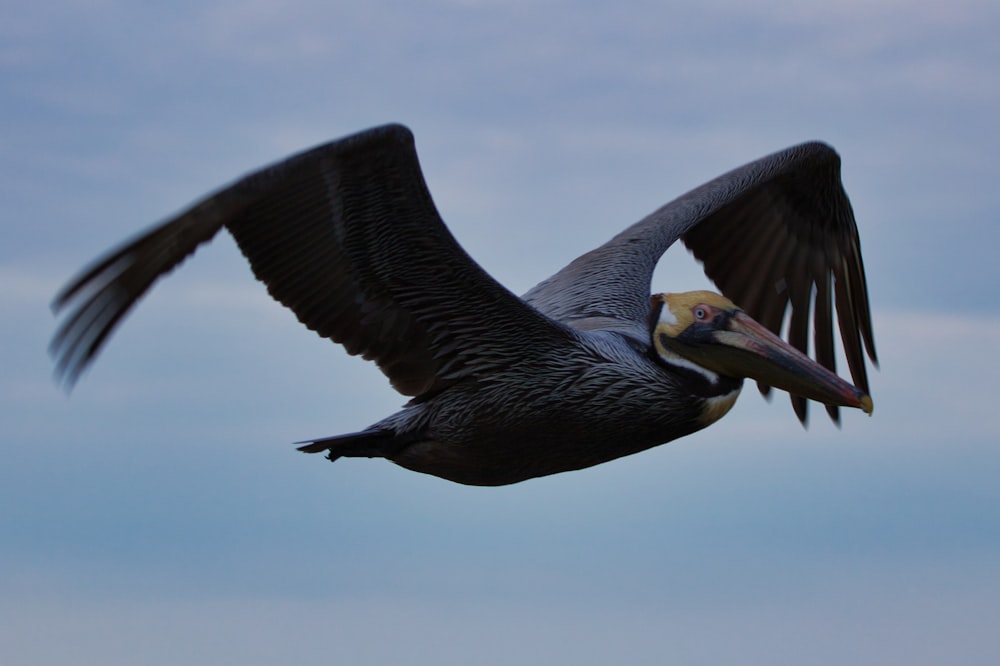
left=650, top=290, right=873, bottom=415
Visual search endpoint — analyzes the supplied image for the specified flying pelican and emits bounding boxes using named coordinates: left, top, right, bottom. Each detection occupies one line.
left=51, top=124, right=876, bottom=486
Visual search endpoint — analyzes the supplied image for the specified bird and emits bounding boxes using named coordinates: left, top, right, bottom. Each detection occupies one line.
left=51, top=123, right=877, bottom=486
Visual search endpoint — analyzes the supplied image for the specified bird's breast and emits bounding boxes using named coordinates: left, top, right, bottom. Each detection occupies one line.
left=697, top=386, right=742, bottom=426
left=386, top=345, right=713, bottom=485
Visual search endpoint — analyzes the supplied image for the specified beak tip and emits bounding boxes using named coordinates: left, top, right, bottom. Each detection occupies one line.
left=859, top=394, right=874, bottom=416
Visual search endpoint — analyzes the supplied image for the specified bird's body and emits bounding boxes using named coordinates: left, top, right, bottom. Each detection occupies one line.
left=365, top=329, right=717, bottom=485
left=51, top=124, right=876, bottom=486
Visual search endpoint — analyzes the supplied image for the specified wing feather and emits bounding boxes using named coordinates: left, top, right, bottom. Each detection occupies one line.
left=52, top=128, right=876, bottom=425
left=51, top=124, right=574, bottom=394
left=525, top=141, right=877, bottom=423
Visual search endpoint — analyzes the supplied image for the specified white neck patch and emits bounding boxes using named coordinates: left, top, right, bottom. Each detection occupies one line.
left=655, top=342, right=720, bottom=384
left=658, top=303, right=678, bottom=327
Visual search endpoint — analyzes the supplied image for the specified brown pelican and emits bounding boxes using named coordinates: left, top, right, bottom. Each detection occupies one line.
left=51, top=124, right=876, bottom=486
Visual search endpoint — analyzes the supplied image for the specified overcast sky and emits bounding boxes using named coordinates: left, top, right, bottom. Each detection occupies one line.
left=2, top=1, right=999, bottom=664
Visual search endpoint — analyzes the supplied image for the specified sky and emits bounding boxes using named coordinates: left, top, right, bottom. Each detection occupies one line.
left=2, top=0, right=999, bottom=664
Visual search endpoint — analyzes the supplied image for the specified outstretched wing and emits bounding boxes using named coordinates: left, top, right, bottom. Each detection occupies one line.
left=51, top=124, right=576, bottom=395
left=523, top=141, right=877, bottom=423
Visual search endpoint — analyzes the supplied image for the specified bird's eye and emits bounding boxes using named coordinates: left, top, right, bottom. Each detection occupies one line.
left=694, top=307, right=707, bottom=320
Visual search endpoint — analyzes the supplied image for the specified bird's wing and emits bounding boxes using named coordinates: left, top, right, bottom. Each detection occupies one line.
left=523, top=141, right=877, bottom=423
left=51, top=124, right=577, bottom=396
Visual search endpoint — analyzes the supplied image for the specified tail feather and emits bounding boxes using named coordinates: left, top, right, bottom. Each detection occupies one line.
left=296, top=429, right=408, bottom=460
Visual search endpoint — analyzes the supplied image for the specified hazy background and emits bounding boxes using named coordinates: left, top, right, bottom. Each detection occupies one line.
left=3, top=1, right=998, bottom=664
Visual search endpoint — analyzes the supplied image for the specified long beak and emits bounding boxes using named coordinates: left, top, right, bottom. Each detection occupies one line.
left=685, top=311, right=873, bottom=414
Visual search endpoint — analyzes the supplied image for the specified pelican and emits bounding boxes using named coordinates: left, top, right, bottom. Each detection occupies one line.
left=51, top=124, right=876, bottom=486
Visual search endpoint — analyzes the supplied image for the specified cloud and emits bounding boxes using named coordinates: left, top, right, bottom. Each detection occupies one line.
left=2, top=2, right=998, bottom=664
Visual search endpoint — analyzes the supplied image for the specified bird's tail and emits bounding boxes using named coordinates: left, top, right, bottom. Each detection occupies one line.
left=296, top=429, right=409, bottom=461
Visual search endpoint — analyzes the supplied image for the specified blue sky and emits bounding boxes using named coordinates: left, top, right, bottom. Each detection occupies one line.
left=2, top=1, right=999, bottom=664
